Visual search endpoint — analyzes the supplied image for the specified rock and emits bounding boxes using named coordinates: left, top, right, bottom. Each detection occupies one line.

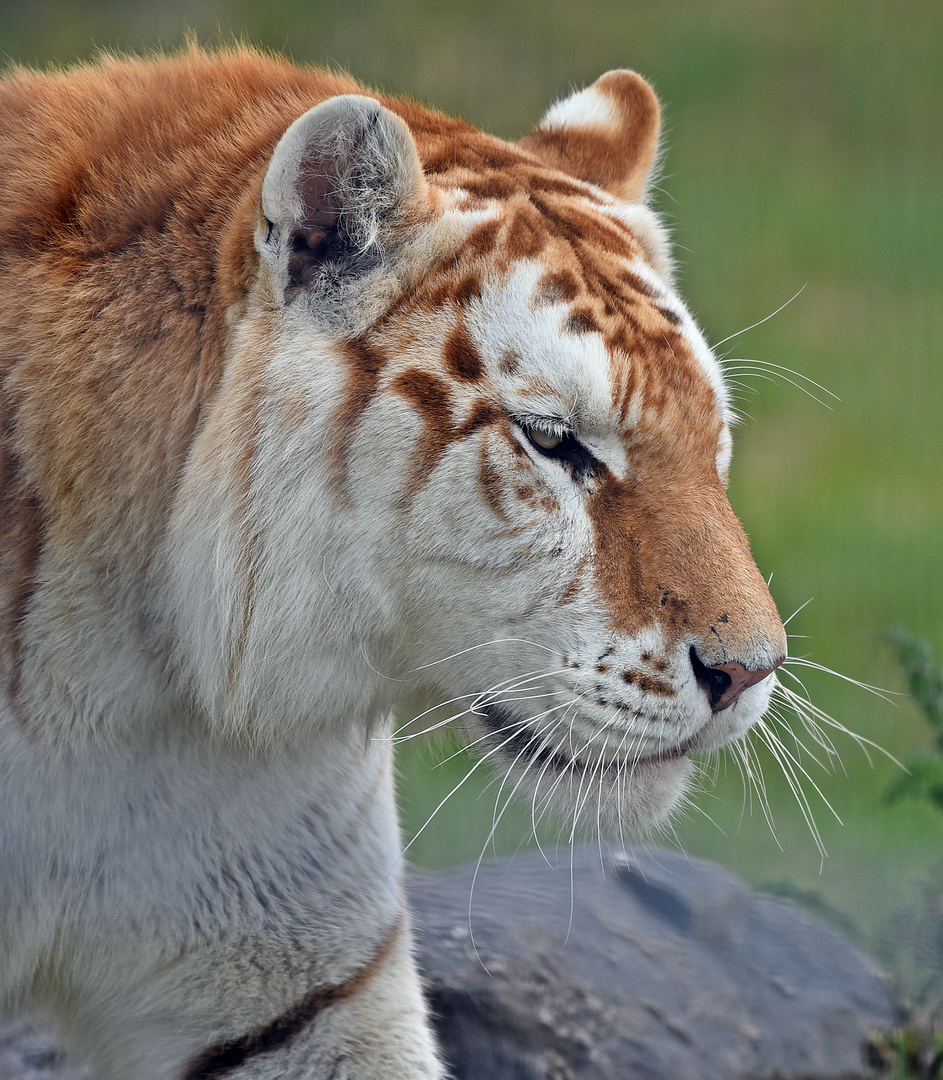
left=0, top=847, right=897, bottom=1079
left=409, top=846, right=898, bottom=1080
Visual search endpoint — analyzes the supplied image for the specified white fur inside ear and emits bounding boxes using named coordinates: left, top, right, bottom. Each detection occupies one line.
left=540, top=86, right=619, bottom=133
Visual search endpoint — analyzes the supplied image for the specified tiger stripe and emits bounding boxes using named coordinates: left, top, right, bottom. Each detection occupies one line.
left=181, top=918, right=402, bottom=1080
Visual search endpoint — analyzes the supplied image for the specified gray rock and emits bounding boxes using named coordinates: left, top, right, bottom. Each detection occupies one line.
left=409, top=847, right=898, bottom=1080
left=0, top=847, right=897, bottom=1079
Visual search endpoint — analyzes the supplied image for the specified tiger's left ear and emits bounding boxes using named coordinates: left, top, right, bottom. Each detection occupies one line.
left=519, top=71, right=660, bottom=203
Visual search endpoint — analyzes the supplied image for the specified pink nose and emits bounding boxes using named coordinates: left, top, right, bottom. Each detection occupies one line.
left=690, top=649, right=783, bottom=711
left=711, top=660, right=781, bottom=711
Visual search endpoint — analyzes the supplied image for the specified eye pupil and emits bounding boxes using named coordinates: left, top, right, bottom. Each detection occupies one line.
left=529, top=429, right=562, bottom=451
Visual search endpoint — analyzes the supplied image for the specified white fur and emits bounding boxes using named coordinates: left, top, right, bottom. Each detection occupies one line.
left=540, top=85, right=620, bottom=134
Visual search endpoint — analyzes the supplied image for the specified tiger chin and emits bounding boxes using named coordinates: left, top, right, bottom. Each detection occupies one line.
left=0, top=46, right=786, bottom=1080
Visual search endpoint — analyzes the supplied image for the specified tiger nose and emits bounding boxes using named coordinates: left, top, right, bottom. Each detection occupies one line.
left=689, top=648, right=783, bottom=711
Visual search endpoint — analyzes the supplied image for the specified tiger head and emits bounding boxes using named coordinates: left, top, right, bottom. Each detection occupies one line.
left=170, top=70, right=786, bottom=834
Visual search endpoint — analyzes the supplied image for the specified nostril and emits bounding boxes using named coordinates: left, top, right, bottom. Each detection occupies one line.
left=690, top=647, right=784, bottom=712
left=689, top=647, right=733, bottom=709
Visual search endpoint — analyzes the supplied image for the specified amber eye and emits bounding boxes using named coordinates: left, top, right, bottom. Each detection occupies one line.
left=528, top=428, right=562, bottom=452
left=518, top=422, right=598, bottom=479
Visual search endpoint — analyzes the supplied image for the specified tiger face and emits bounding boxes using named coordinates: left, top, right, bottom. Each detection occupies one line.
left=170, top=69, right=786, bottom=836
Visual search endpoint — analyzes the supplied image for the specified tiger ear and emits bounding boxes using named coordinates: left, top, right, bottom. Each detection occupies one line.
left=519, top=71, right=661, bottom=203
left=258, top=95, right=429, bottom=304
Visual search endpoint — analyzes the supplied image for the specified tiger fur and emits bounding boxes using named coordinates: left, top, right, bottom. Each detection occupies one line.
left=0, top=46, right=786, bottom=1080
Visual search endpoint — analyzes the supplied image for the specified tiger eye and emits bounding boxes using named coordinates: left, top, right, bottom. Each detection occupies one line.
left=529, top=429, right=562, bottom=451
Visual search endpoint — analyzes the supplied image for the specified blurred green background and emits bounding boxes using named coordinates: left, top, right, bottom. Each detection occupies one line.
left=5, top=0, right=940, bottom=991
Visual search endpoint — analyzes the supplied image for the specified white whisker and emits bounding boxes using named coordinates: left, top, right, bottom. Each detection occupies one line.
left=774, top=680, right=903, bottom=769
left=721, top=356, right=839, bottom=401
left=360, top=644, right=408, bottom=683
left=712, top=284, right=807, bottom=349
left=414, top=637, right=556, bottom=671
left=397, top=716, right=556, bottom=862
left=754, top=722, right=829, bottom=866
left=721, top=361, right=835, bottom=410
left=781, top=658, right=899, bottom=703
left=781, top=597, right=815, bottom=628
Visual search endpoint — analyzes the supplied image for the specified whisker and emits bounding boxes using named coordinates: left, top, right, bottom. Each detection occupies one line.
left=390, top=705, right=476, bottom=744
left=391, top=673, right=539, bottom=740
left=414, top=637, right=556, bottom=671
left=436, top=698, right=576, bottom=769
left=529, top=701, right=582, bottom=865
left=486, top=713, right=569, bottom=834
left=768, top=697, right=843, bottom=766
left=781, top=596, right=815, bottom=628
left=721, top=361, right=835, bottom=410
left=774, top=681, right=904, bottom=769
left=721, top=357, right=839, bottom=401
left=724, top=736, right=753, bottom=829
left=467, top=712, right=573, bottom=970
left=766, top=701, right=843, bottom=774
left=390, top=667, right=569, bottom=742
left=397, top=715, right=562, bottom=862
left=712, top=284, right=807, bottom=349
left=360, top=643, right=409, bottom=683
left=740, top=733, right=784, bottom=847
left=754, top=722, right=829, bottom=865
left=781, top=658, right=900, bottom=704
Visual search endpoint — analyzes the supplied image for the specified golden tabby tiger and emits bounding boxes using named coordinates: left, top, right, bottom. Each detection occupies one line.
left=0, top=46, right=785, bottom=1079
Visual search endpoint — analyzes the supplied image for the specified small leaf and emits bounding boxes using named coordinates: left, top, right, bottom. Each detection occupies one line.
left=885, top=754, right=943, bottom=814
left=883, top=627, right=943, bottom=745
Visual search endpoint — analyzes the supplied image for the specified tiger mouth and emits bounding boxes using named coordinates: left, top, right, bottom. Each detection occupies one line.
left=477, top=705, right=691, bottom=774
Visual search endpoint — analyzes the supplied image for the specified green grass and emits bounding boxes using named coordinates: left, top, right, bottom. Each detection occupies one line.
left=5, top=0, right=940, bottom=989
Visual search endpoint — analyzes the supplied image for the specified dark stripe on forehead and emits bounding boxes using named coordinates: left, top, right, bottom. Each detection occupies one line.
left=466, top=219, right=501, bottom=258
left=391, top=368, right=453, bottom=431
left=390, top=368, right=454, bottom=502
left=478, top=440, right=508, bottom=520
left=518, top=171, right=596, bottom=199
left=420, top=140, right=522, bottom=176
left=505, top=204, right=547, bottom=259
left=533, top=269, right=580, bottom=307
left=618, top=269, right=658, bottom=299
left=452, top=273, right=481, bottom=307
left=391, top=368, right=501, bottom=505
left=415, top=270, right=482, bottom=313
left=329, top=337, right=389, bottom=491
left=431, top=155, right=599, bottom=203
left=456, top=398, right=502, bottom=439
left=443, top=322, right=485, bottom=382
left=527, top=193, right=640, bottom=258
left=564, top=310, right=598, bottom=335
left=460, top=174, right=518, bottom=200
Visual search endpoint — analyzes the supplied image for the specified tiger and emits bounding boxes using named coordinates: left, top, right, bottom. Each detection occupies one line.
left=0, top=45, right=786, bottom=1080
